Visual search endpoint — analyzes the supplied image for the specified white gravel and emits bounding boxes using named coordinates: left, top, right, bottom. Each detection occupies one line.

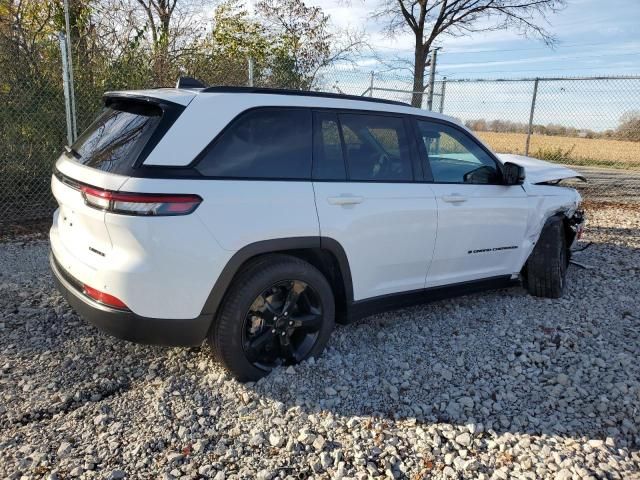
left=1, top=207, right=639, bottom=480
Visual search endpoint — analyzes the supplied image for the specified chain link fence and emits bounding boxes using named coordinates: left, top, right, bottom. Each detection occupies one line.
left=1, top=65, right=639, bottom=226
left=363, top=73, right=640, bottom=205
left=0, top=80, right=67, bottom=226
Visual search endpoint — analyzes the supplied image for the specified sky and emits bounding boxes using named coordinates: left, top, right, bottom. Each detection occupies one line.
left=309, top=0, right=640, bottom=80
left=303, top=0, right=640, bottom=131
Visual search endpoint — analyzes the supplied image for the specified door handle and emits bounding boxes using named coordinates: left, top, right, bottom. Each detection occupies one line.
left=327, top=195, right=364, bottom=206
left=442, top=194, right=468, bottom=203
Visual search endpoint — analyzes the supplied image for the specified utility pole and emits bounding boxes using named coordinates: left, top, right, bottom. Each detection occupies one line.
left=63, top=0, right=77, bottom=140
left=426, top=47, right=440, bottom=111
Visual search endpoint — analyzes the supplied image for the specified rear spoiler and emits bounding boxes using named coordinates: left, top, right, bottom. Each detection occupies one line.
left=102, top=90, right=194, bottom=107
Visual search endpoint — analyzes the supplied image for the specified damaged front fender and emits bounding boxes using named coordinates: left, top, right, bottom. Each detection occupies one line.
left=496, top=153, right=586, bottom=184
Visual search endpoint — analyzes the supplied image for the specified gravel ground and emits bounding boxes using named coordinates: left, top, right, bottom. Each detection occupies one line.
left=1, top=207, right=639, bottom=480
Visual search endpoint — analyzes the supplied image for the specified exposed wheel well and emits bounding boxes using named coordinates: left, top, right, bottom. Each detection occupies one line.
left=522, top=213, right=571, bottom=279
left=562, top=216, right=576, bottom=252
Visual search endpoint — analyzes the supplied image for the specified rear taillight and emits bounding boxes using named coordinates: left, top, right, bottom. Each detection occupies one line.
left=83, top=284, right=129, bottom=310
left=81, top=186, right=202, bottom=216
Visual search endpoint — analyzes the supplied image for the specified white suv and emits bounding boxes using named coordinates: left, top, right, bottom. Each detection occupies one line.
left=50, top=84, right=585, bottom=380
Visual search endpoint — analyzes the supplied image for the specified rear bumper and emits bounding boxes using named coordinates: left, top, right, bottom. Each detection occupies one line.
left=50, top=252, right=211, bottom=346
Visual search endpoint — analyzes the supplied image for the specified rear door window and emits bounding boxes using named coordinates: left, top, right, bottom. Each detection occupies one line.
left=313, top=111, right=346, bottom=180
left=338, top=113, right=413, bottom=182
left=196, top=108, right=312, bottom=179
left=72, top=101, right=163, bottom=174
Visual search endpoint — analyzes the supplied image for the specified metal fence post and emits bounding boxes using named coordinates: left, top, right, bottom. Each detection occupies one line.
left=525, top=78, right=539, bottom=156
left=248, top=56, right=254, bottom=87
left=63, top=0, right=77, bottom=140
left=58, top=32, right=74, bottom=146
left=369, top=71, right=374, bottom=97
left=439, top=77, right=447, bottom=114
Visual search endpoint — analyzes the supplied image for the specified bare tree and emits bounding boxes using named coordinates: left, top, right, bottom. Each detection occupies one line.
left=258, top=0, right=367, bottom=89
left=372, top=0, right=565, bottom=106
left=135, top=0, right=176, bottom=46
left=94, top=0, right=207, bottom=85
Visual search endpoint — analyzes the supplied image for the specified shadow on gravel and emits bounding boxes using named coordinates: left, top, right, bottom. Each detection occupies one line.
left=246, top=238, right=640, bottom=446
left=583, top=226, right=640, bottom=244
left=2, top=231, right=639, bottom=450
left=0, top=253, right=164, bottom=425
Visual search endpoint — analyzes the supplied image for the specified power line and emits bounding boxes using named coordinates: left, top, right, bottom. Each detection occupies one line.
left=438, top=41, right=624, bottom=55
left=372, top=40, right=638, bottom=55
left=442, top=65, right=640, bottom=76
left=372, top=43, right=555, bottom=53
left=351, top=51, right=640, bottom=73
left=349, top=52, right=640, bottom=77
left=438, top=52, right=640, bottom=71
left=443, top=51, right=640, bottom=64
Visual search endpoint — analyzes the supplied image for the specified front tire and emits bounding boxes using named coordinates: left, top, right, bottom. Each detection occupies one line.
left=209, top=254, right=335, bottom=381
left=525, top=216, right=568, bottom=298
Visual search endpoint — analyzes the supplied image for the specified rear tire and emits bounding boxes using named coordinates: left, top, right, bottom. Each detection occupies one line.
left=525, top=217, right=568, bottom=298
left=209, top=254, right=335, bottom=382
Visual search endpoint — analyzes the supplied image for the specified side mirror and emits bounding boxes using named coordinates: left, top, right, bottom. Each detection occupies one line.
left=503, top=162, right=525, bottom=185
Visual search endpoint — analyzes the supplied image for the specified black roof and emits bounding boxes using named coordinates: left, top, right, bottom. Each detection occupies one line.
left=200, top=86, right=411, bottom=107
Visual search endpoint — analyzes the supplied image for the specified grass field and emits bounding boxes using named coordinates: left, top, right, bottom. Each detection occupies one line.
left=475, top=131, right=640, bottom=170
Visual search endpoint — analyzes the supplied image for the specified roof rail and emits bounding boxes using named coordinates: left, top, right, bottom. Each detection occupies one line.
left=200, top=86, right=411, bottom=107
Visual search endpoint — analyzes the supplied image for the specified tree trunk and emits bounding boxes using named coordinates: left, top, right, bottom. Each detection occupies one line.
left=411, top=43, right=426, bottom=108
left=154, top=1, right=173, bottom=86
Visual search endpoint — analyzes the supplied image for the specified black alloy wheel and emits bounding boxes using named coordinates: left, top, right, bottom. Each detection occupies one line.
left=243, top=280, right=323, bottom=370
left=210, top=254, right=335, bottom=381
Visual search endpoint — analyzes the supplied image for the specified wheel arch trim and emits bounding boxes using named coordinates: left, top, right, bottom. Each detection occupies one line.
left=200, top=236, right=354, bottom=319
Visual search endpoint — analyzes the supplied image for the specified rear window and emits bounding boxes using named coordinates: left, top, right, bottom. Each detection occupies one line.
left=196, top=108, right=312, bottom=179
left=71, top=101, right=163, bottom=174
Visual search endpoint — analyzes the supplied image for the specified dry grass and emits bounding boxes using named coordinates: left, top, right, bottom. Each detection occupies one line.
left=475, top=131, right=640, bottom=169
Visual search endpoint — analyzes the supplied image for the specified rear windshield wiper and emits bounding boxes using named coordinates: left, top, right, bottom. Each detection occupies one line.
left=64, top=145, right=81, bottom=160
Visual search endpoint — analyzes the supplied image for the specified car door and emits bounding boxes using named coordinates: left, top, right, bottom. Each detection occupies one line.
left=414, top=119, right=531, bottom=288
left=312, top=110, right=438, bottom=301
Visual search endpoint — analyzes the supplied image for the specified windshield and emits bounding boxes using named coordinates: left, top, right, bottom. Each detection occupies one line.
left=71, top=101, right=162, bottom=174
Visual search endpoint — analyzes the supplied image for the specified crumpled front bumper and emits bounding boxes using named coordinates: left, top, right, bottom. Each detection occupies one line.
left=568, top=209, right=585, bottom=248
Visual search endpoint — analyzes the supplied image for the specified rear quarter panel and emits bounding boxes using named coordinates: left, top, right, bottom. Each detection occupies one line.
left=119, top=178, right=320, bottom=251
left=102, top=209, right=232, bottom=319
